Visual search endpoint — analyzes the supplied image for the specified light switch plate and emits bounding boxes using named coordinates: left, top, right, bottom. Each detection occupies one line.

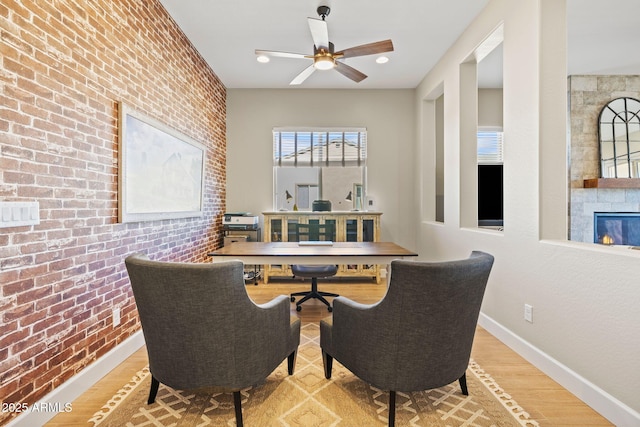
left=0, top=201, right=40, bottom=228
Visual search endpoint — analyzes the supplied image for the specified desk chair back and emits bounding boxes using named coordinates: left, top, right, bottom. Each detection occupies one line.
left=290, top=223, right=338, bottom=312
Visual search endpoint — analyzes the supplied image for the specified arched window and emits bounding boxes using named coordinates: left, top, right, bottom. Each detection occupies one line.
left=598, top=97, right=640, bottom=178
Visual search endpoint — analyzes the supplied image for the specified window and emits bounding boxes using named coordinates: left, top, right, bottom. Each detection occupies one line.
left=274, top=129, right=367, bottom=167
left=478, top=129, right=504, bottom=227
left=295, top=184, right=319, bottom=210
left=477, top=129, right=504, bottom=163
left=273, top=128, right=367, bottom=211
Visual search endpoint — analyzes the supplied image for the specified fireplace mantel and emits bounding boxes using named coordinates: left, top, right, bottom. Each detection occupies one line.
left=583, top=178, right=640, bottom=189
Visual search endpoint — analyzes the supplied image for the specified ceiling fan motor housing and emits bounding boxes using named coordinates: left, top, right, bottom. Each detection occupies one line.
left=317, top=6, right=330, bottom=20
left=314, top=42, right=335, bottom=55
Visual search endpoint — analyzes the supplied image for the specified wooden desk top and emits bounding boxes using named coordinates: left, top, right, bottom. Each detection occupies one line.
left=208, top=241, right=417, bottom=258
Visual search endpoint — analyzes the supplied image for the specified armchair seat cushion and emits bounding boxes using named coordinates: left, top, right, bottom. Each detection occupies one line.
left=291, top=264, right=338, bottom=278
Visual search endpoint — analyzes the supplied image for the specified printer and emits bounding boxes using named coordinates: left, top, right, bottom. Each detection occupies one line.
left=223, top=212, right=259, bottom=230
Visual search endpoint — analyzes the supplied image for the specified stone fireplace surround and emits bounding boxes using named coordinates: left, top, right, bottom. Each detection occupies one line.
left=569, top=75, right=640, bottom=244
left=570, top=188, right=640, bottom=243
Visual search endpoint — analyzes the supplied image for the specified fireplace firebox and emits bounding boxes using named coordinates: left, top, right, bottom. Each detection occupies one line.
left=594, top=212, right=640, bottom=246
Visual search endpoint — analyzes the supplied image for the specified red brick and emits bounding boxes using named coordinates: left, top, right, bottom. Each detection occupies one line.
left=34, top=344, right=62, bottom=367
left=34, top=364, right=62, bottom=389
left=0, top=319, right=18, bottom=338
left=3, top=57, right=35, bottom=80
left=32, top=314, right=62, bottom=334
left=3, top=303, right=34, bottom=323
left=1, top=0, right=226, bottom=413
left=3, top=171, right=36, bottom=185
left=33, top=271, right=63, bottom=289
left=12, top=334, right=45, bottom=359
left=16, top=285, right=52, bottom=306
left=48, top=347, right=74, bottom=369
left=46, top=299, right=74, bottom=318
left=0, top=358, right=34, bottom=386
left=0, top=328, right=30, bottom=352
left=63, top=329, right=87, bottom=347
left=3, top=278, right=34, bottom=296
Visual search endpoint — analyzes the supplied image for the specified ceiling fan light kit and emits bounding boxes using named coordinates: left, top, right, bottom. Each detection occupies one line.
left=255, top=5, right=394, bottom=85
left=313, top=42, right=337, bottom=70
left=314, top=56, right=335, bottom=70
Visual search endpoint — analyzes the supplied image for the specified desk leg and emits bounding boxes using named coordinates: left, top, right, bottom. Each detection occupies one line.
left=253, top=264, right=259, bottom=285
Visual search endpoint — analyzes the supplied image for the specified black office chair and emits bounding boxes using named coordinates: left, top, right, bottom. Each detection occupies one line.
left=290, top=223, right=338, bottom=312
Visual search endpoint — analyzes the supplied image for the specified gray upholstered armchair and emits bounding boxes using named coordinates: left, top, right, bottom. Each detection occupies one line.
left=320, top=251, right=494, bottom=426
left=124, top=254, right=301, bottom=427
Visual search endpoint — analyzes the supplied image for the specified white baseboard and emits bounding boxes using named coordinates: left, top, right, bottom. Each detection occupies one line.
left=478, top=313, right=640, bottom=427
left=6, top=330, right=144, bottom=427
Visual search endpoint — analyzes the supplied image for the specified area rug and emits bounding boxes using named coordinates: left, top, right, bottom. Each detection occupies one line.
left=89, top=323, right=539, bottom=426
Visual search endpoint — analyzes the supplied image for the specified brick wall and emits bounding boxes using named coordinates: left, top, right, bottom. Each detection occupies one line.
left=0, top=1, right=226, bottom=424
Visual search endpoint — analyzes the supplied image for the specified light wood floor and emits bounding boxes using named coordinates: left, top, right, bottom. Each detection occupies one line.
left=46, top=279, right=612, bottom=427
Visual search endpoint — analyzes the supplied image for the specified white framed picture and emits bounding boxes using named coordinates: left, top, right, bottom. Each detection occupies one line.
left=118, top=102, right=206, bottom=223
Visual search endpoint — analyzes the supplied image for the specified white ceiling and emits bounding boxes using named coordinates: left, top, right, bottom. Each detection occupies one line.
left=158, top=0, right=640, bottom=90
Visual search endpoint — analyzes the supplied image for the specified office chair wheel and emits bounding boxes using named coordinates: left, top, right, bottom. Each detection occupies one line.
left=327, top=306, right=333, bottom=312
left=296, top=305, right=302, bottom=312
left=291, top=296, right=296, bottom=302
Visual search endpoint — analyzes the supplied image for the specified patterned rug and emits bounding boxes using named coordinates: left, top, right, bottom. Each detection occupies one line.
left=89, top=323, right=539, bottom=426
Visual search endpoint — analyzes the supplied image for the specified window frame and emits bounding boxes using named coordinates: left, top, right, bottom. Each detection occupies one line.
left=273, top=127, right=368, bottom=211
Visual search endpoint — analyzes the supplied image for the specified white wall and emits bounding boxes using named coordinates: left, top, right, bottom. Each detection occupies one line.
left=226, top=89, right=417, bottom=250
left=478, top=88, right=503, bottom=127
left=415, top=0, right=640, bottom=424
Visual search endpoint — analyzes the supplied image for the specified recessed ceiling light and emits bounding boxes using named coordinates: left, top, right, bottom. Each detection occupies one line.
left=257, top=55, right=270, bottom=63
left=376, top=56, right=389, bottom=64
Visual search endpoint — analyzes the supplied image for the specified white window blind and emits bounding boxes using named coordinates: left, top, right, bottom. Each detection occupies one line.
left=477, top=130, right=504, bottom=163
left=274, top=128, right=367, bottom=167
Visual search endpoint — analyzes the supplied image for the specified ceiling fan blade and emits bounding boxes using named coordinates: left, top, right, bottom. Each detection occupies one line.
left=335, top=39, right=394, bottom=59
left=290, top=64, right=316, bottom=85
left=308, top=17, right=329, bottom=49
left=255, top=49, right=309, bottom=59
left=335, top=61, right=367, bottom=83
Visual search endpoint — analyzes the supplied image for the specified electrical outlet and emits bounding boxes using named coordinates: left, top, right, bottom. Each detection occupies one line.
left=113, top=308, right=121, bottom=327
left=524, top=304, right=533, bottom=323
left=366, top=197, right=376, bottom=210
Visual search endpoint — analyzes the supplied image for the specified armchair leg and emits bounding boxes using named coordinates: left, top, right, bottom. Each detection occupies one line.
left=388, top=390, right=396, bottom=427
left=288, top=350, right=297, bottom=375
left=148, top=376, right=160, bottom=404
left=459, top=373, right=469, bottom=395
left=233, top=391, right=243, bottom=427
left=322, top=350, right=333, bottom=379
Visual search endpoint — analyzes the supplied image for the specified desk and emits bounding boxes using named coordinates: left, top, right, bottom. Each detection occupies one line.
left=263, top=212, right=383, bottom=283
left=208, top=242, right=418, bottom=283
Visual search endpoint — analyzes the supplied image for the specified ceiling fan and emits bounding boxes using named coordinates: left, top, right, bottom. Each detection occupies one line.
left=255, top=6, right=394, bottom=85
